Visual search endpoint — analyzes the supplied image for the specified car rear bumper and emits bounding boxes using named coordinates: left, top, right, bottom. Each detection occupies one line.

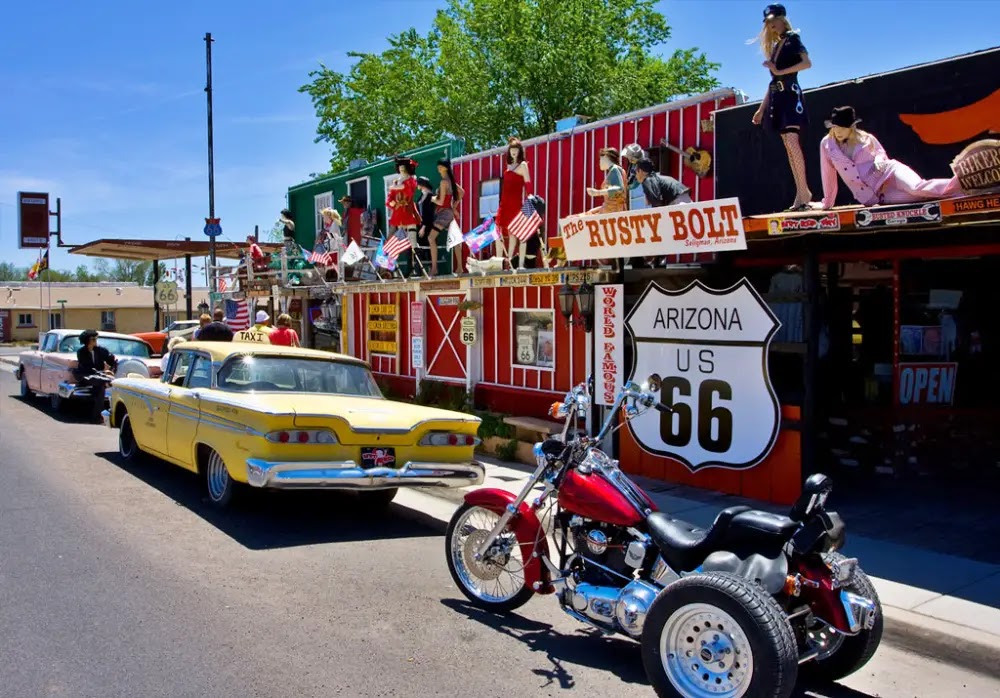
left=244, top=458, right=486, bottom=490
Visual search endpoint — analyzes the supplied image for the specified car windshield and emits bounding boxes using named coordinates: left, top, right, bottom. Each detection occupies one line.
left=58, top=336, right=152, bottom=358
left=216, top=356, right=383, bottom=397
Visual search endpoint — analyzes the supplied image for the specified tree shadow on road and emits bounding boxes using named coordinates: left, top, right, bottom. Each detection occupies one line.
left=95, top=450, right=439, bottom=551
left=441, top=598, right=881, bottom=698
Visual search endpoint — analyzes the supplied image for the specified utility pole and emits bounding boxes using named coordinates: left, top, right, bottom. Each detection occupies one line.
left=205, top=32, right=217, bottom=293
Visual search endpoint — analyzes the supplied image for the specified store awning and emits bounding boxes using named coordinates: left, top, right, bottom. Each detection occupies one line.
left=68, top=238, right=283, bottom=262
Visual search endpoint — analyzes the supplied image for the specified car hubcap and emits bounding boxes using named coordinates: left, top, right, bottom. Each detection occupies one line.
left=207, top=452, right=229, bottom=501
left=449, top=506, right=525, bottom=603
left=660, top=603, right=753, bottom=698
left=119, top=417, right=135, bottom=458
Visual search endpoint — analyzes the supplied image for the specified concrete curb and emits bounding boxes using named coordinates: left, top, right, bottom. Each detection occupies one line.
left=392, top=486, right=1000, bottom=678
left=881, top=606, right=1000, bottom=675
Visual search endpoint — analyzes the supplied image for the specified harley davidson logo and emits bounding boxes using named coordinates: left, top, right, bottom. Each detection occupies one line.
left=624, top=279, right=781, bottom=472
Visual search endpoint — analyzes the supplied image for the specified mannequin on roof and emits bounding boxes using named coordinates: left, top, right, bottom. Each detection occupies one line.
left=751, top=4, right=816, bottom=212
left=386, top=156, right=422, bottom=274
left=495, top=137, right=534, bottom=269
left=817, top=106, right=961, bottom=209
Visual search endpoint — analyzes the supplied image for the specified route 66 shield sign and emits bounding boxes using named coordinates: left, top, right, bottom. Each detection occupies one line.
left=625, top=279, right=781, bottom=472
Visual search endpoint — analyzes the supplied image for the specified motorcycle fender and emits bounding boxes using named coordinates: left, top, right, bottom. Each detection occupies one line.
left=464, top=488, right=553, bottom=594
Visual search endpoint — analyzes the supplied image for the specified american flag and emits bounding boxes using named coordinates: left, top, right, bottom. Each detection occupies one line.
left=307, top=248, right=333, bottom=266
left=225, top=298, right=251, bottom=331
left=383, top=231, right=412, bottom=260
left=508, top=199, right=542, bottom=242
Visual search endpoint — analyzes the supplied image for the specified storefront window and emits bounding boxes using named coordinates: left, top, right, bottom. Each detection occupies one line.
left=512, top=309, right=555, bottom=369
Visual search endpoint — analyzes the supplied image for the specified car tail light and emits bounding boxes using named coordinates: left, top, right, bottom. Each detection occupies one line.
left=266, top=430, right=338, bottom=444
left=420, top=432, right=480, bottom=447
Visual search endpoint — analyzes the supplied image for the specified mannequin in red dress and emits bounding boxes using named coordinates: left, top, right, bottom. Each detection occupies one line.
left=386, top=157, right=421, bottom=274
left=495, top=136, right=534, bottom=269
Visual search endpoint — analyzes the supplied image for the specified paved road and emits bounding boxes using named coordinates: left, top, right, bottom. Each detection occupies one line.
left=1, top=367, right=997, bottom=698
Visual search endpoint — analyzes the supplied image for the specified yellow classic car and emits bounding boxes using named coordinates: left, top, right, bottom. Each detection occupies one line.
left=102, top=342, right=485, bottom=508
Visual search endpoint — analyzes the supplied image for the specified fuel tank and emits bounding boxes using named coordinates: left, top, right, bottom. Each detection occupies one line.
left=557, top=468, right=651, bottom=526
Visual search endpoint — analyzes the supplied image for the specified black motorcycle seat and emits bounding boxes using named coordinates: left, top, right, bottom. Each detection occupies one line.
left=646, top=506, right=751, bottom=572
left=647, top=507, right=799, bottom=572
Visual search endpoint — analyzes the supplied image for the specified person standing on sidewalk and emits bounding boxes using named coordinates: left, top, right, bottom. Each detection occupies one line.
left=269, top=314, right=300, bottom=347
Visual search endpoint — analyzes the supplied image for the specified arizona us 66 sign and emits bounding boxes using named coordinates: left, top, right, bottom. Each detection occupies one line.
left=625, top=279, right=781, bottom=472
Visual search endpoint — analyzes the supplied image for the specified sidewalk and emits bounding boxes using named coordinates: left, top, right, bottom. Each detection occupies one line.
left=395, top=454, right=1000, bottom=675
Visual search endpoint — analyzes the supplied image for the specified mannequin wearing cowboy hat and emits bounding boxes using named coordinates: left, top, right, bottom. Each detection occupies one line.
left=750, top=3, right=816, bottom=212
left=386, top=157, right=422, bottom=275
left=817, top=106, right=961, bottom=209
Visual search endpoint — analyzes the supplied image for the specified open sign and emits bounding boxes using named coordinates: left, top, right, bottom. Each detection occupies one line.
left=898, top=362, right=958, bottom=406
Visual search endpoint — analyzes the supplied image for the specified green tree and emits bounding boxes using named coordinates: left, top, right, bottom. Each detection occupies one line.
left=300, top=0, right=719, bottom=171
left=0, top=262, right=26, bottom=281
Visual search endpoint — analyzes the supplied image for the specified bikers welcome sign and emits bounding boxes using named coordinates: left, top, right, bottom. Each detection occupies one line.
left=625, top=279, right=781, bottom=472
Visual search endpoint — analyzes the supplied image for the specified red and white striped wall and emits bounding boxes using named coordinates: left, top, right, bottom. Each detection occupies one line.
left=451, top=89, right=739, bottom=269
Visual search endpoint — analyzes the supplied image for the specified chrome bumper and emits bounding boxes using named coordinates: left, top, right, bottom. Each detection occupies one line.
left=58, top=380, right=91, bottom=399
left=244, top=458, right=486, bottom=490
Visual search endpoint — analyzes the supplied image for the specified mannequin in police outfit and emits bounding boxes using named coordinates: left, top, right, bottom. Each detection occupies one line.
left=751, top=3, right=816, bottom=212
left=495, top=137, right=534, bottom=269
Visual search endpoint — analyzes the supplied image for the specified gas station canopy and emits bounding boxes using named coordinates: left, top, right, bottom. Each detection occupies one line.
left=69, top=238, right=283, bottom=262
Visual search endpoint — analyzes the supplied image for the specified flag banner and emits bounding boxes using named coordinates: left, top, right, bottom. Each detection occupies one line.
left=446, top=220, right=464, bottom=250
left=27, top=248, right=49, bottom=280
left=374, top=240, right=396, bottom=270
left=464, top=217, right=500, bottom=255
left=384, top=231, right=412, bottom=260
left=342, top=240, right=365, bottom=266
left=224, top=298, right=251, bottom=331
left=509, top=199, right=542, bottom=242
left=304, top=246, right=333, bottom=266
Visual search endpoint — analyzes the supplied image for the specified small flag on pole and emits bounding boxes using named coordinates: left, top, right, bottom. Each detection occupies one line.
left=463, top=218, right=500, bottom=255
left=374, top=240, right=396, bottom=270
left=383, top=231, right=412, bottom=260
left=28, top=248, right=49, bottom=280
left=304, top=247, right=333, bottom=266
left=446, top=220, right=464, bottom=250
left=342, top=240, right=365, bottom=266
left=509, top=199, right=542, bottom=242
left=224, top=298, right=251, bottom=331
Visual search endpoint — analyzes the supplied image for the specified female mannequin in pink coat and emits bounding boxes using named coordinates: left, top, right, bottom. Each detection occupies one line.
left=818, top=106, right=961, bottom=210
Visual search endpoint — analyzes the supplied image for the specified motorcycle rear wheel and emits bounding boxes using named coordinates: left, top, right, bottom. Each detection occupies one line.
left=445, top=503, right=534, bottom=612
left=642, top=572, right=798, bottom=698
left=800, top=552, right=883, bottom=684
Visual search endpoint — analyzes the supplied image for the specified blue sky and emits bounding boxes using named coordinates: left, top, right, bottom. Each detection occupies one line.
left=2, top=0, right=998, bottom=273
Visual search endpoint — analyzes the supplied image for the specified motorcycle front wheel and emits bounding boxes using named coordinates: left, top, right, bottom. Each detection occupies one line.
left=642, top=572, right=798, bottom=698
left=445, top=503, right=534, bottom=612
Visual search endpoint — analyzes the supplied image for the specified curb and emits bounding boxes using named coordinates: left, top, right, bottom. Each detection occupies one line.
left=393, top=486, right=1000, bottom=678
left=881, top=606, right=1000, bottom=675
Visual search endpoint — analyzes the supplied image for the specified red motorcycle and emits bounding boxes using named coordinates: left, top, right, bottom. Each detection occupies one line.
left=445, top=377, right=882, bottom=698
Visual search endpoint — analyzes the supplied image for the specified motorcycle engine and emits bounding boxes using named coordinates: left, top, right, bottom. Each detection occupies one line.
left=568, top=518, right=634, bottom=584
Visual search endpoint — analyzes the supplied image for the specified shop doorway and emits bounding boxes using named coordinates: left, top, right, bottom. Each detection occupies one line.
left=424, top=292, right=468, bottom=383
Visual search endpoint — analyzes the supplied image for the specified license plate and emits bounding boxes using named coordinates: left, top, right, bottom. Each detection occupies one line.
left=360, top=446, right=396, bottom=469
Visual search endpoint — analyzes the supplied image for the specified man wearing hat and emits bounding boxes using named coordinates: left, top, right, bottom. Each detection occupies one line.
left=234, top=310, right=274, bottom=344
left=74, top=329, right=118, bottom=423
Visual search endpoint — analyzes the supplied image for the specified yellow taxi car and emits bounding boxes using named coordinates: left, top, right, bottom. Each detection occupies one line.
left=102, top=342, right=485, bottom=508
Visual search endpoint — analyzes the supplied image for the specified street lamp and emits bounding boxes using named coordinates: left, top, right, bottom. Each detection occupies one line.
left=557, top=283, right=595, bottom=333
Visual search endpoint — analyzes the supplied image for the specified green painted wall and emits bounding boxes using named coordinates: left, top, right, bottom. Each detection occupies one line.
left=286, top=139, right=466, bottom=249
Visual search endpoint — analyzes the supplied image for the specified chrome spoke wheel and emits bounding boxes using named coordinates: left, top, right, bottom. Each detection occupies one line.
left=448, top=505, right=527, bottom=605
left=660, top=603, right=753, bottom=698
left=206, top=451, right=230, bottom=503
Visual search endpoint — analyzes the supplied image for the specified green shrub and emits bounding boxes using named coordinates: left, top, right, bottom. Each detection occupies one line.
left=496, top=438, right=519, bottom=462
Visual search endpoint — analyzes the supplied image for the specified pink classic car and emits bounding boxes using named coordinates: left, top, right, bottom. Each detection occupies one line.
left=16, top=329, right=162, bottom=411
